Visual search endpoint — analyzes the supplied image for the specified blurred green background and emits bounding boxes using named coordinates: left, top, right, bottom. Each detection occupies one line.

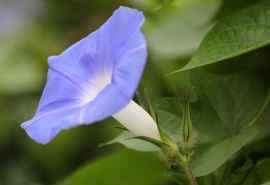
left=1, top=0, right=269, bottom=185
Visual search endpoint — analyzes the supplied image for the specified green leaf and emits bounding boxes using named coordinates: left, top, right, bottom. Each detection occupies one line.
left=254, top=159, right=270, bottom=182
left=191, top=69, right=268, bottom=134
left=192, top=86, right=269, bottom=176
left=57, top=149, right=171, bottom=185
left=101, top=131, right=160, bottom=152
left=155, top=97, right=227, bottom=144
left=156, top=110, right=182, bottom=143
left=241, top=158, right=270, bottom=185
left=146, top=0, right=220, bottom=59
left=173, top=0, right=270, bottom=72
left=228, top=159, right=254, bottom=185
left=243, top=159, right=270, bottom=185
left=154, top=98, right=180, bottom=115
left=262, top=183, right=270, bottom=185
left=191, top=125, right=260, bottom=177
left=191, top=97, right=227, bottom=144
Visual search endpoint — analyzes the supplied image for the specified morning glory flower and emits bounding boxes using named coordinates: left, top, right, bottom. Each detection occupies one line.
left=21, top=6, right=160, bottom=144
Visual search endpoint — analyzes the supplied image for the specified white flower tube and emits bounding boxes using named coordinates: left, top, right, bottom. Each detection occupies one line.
left=113, top=100, right=161, bottom=140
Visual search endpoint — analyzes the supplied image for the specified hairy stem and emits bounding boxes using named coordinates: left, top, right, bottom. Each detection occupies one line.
left=183, top=165, right=198, bottom=185
left=175, top=152, right=198, bottom=185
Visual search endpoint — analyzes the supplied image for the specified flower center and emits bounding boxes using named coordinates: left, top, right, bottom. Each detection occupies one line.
left=81, top=71, right=112, bottom=103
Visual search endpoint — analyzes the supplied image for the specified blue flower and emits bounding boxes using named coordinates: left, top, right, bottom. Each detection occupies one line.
left=21, top=6, right=160, bottom=144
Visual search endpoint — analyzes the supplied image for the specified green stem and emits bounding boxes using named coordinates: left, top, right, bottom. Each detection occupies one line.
left=175, top=152, right=198, bottom=185
left=183, top=165, right=198, bottom=185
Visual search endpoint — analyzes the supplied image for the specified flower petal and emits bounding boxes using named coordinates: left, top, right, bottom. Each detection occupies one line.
left=21, top=6, right=151, bottom=144
left=82, top=84, right=129, bottom=123
left=22, top=101, right=84, bottom=144
left=47, top=6, right=145, bottom=93
left=36, top=69, right=86, bottom=113
left=113, top=31, right=147, bottom=99
left=22, top=83, right=129, bottom=144
left=98, top=6, right=145, bottom=54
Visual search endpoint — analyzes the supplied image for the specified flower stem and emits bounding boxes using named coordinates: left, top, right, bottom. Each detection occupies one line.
left=175, top=152, right=198, bottom=185
left=183, top=165, right=198, bottom=185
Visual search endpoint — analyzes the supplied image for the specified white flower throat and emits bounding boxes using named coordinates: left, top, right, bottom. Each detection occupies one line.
left=81, top=70, right=160, bottom=140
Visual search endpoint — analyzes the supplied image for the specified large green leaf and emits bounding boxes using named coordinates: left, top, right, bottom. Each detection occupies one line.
left=191, top=106, right=270, bottom=178
left=189, top=69, right=270, bottom=177
left=191, top=125, right=260, bottom=177
left=174, top=0, right=270, bottom=72
left=57, top=149, right=171, bottom=185
left=191, top=98, right=228, bottom=144
left=191, top=69, right=268, bottom=134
